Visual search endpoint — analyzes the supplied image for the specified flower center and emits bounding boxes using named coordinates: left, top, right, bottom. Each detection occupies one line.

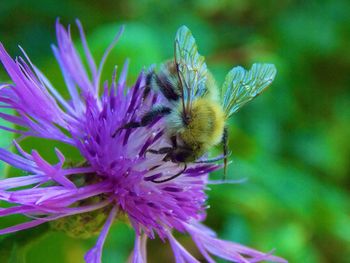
left=50, top=172, right=113, bottom=239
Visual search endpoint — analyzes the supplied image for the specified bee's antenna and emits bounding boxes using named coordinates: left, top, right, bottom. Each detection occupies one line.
left=194, top=151, right=231, bottom=163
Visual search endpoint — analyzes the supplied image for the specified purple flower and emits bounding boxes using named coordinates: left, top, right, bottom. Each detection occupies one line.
left=0, top=20, right=287, bottom=263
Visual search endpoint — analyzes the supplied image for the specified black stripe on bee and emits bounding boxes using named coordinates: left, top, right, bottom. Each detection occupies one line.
left=154, top=73, right=180, bottom=101
left=145, top=71, right=154, bottom=86
left=142, top=71, right=156, bottom=100
left=140, top=106, right=172, bottom=126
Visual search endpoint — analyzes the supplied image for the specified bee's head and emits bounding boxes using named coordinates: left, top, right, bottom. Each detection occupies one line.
left=163, top=148, right=192, bottom=163
left=162, top=154, right=172, bottom=162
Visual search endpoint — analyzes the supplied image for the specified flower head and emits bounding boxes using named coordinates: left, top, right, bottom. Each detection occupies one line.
left=0, top=20, right=287, bottom=263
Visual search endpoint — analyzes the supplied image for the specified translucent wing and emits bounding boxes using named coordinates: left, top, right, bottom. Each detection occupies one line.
left=174, top=26, right=208, bottom=113
left=221, top=63, right=277, bottom=118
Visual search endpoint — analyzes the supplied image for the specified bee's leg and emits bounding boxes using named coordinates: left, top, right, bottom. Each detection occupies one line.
left=151, top=163, right=187, bottom=183
left=222, top=126, right=229, bottom=179
left=149, top=164, right=161, bottom=171
left=146, top=150, right=170, bottom=172
left=112, top=106, right=171, bottom=137
left=155, top=73, right=180, bottom=101
left=194, top=152, right=231, bottom=164
left=146, top=147, right=173, bottom=155
left=170, top=135, right=177, bottom=148
left=142, top=86, right=151, bottom=101
left=145, top=136, right=178, bottom=159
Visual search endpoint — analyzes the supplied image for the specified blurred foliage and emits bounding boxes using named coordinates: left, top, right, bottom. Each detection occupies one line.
left=0, top=0, right=350, bottom=262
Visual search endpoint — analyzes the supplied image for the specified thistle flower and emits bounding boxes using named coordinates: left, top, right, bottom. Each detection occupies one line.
left=0, top=20, right=287, bottom=263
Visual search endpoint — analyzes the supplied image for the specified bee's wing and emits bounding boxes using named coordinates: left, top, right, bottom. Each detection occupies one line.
left=174, top=26, right=208, bottom=113
left=221, top=63, right=276, bottom=118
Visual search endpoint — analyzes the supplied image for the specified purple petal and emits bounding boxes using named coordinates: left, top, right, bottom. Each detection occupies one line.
left=31, top=65, right=76, bottom=117
left=117, top=60, right=129, bottom=94
left=185, top=223, right=288, bottom=263
left=131, top=234, right=147, bottom=263
left=143, top=173, right=162, bottom=181
left=167, top=231, right=200, bottom=263
left=0, top=174, right=45, bottom=190
left=55, top=20, right=94, bottom=95
left=0, top=216, right=54, bottom=235
left=31, top=150, right=76, bottom=189
left=0, top=125, right=27, bottom=135
left=0, top=44, right=68, bottom=127
left=0, top=200, right=110, bottom=234
left=0, top=148, right=37, bottom=172
left=0, top=112, right=28, bottom=126
left=84, top=205, right=118, bottom=263
left=95, top=25, right=125, bottom=96
left=12, top=140, right=32, bottom=159
left=51, top=45, right=84, bottom=114
left=75, top=19, right=98, bottom=84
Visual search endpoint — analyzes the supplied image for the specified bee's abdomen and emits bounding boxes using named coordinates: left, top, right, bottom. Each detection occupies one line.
left=180, top=98, right=225, bottom=156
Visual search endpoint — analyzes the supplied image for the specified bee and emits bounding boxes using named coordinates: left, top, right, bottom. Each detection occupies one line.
left=114, top=26, right=276, bottom=183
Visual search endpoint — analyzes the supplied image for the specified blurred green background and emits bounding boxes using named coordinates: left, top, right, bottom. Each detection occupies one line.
left=0, top=0, right=350, bottom=262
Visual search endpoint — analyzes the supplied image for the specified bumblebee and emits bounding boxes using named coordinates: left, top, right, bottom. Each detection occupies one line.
left=114, top=26, right=276, bottom=183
